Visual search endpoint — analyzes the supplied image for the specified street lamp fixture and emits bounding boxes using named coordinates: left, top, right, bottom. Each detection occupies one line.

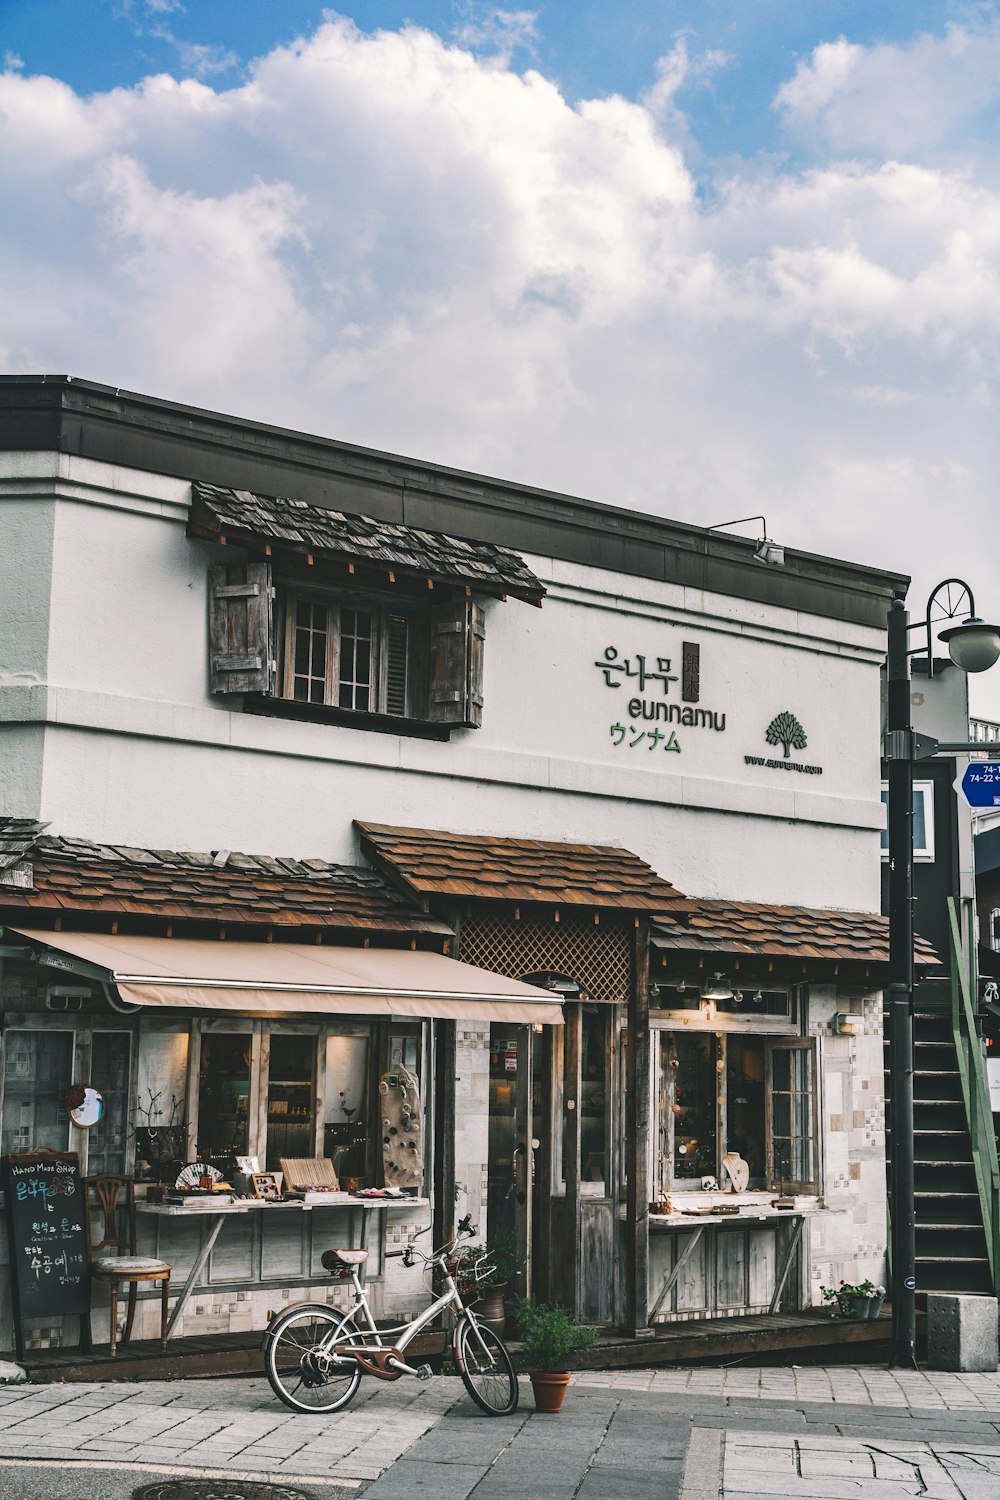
left=706, top=515, right=786, bottom=566
left=885, top=576, right=999, bottom=1369
left=937, top=618, right=1000, bottom=675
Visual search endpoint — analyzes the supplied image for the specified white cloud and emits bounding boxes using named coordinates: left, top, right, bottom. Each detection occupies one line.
left=169, top=39, right=242, bottom=78
left=775, top=22, right=1000, bottom=158
left=642, top=35, right=731, bottom=132
left=452, top=6, right=538, bottom=64
left=3, top=13, right=1000, bottom=715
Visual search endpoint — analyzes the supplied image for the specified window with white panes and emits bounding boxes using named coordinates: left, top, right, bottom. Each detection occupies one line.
left=283, top=594, right=411, bottom=717
left=656, top=1021, right=817, bottom=1196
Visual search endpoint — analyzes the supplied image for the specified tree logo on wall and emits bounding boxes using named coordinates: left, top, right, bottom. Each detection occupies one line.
left=765, top=711, right=807, bottom=759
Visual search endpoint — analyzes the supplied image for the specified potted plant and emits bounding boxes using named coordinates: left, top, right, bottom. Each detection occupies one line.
left=514, top=1298, right=598, bottom=1413
left=820, top=1279, right=887, bottom=1320
left=455, top=1232, right=520, bottom=1334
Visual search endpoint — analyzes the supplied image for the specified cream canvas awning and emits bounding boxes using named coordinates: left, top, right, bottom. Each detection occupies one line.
left=11, top=929, right=563, bottom=1024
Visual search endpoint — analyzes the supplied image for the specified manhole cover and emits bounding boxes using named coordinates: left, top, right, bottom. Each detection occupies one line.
left=133, top=1483, right=316, bottom=1500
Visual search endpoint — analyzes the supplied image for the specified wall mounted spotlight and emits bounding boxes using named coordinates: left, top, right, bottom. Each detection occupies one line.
left=700, top=973, right=734, bottom=1002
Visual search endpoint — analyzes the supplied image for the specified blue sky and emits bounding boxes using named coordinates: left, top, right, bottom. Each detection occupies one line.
left=3, top=2, right=1000, bottom=713
left=0, top=1, right=964, bottom=157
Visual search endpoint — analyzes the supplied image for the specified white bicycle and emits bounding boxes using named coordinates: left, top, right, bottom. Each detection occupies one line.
left=263, top=1214, right=518, bottom=1417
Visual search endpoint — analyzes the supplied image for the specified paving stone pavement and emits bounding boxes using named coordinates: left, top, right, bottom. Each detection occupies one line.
left=0, top=1366, right=997, bottom=1498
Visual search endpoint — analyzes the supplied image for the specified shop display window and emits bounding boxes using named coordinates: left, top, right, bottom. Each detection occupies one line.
left=265, top=1034, right=316, bottom=1170
left=668, top=1033, right=718, bottom=1182
left=383, top=1030, right=423, bottom=1191
left=579, top=1006, right=608, bottom=1187
left=769, top=1041, right=816, bottom=1192
left=1, top=1030, right=74, bottom=1157
left=725, top=1036, right=767, bottom=1189
left=88, top=1031, right=132, bottom=1176
left=658, top=1030, right=817, bottom=1194
left=196, top=1032, right=252, bottom=1159
left=323, top=1032, right=369, bottom=1180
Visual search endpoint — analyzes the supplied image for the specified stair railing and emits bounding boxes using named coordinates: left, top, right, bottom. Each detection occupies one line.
left=947, top=895, right=1000, bottom=1295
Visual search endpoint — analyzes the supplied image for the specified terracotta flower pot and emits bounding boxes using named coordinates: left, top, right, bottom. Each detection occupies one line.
left=530, top=1370, right=571, bottom=1413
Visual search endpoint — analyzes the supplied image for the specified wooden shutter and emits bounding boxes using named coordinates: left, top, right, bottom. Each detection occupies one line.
left=209, top=561, right=274, bottom=696
left=385, top=613, right=409, bottom=717
left=428, top=599, right=485, bottom=727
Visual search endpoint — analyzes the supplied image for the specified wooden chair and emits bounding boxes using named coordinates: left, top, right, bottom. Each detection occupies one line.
left=83, top=1176, right=171, bottom=1356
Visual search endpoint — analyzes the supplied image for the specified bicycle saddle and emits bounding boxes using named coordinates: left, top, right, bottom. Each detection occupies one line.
left=321, top=1248, right=368, bottom=1271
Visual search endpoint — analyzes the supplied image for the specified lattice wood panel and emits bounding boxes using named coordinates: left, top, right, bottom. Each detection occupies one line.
left=459, top=910, right=631, bottom=1004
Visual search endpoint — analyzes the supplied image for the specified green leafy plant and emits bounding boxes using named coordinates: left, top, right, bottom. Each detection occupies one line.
left=482, top=1231, right=520, bottom=1287
left=513, top=1298, right=598, bottom=1372
left=454, top=1231, right=521, bottom=1291
left=820, top=1279, right=886, bottom=1318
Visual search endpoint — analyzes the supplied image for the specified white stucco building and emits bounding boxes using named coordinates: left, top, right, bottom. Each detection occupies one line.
left=0, top=376, right=931, bottom=1360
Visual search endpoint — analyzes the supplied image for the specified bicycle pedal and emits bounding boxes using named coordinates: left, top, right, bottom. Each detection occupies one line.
left=416, top=1363, right=433, bottom=1382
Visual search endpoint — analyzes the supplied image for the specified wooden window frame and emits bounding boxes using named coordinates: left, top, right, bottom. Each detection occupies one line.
left=656, top=1025, right=818, bottom=1196
left=0, top=1019, right=137, bottom=1175
left=189, top=1018, right=329, bottom=1169
left=765, top=1037, right=818, bottom=1195
left=652, top=987, right=798, bottom=1033
left=282, top=592, right=411, bottom=718
left=212, top=563, right=486, bottom=734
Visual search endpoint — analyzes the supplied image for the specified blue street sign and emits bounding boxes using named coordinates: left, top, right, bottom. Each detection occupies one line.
left=957, top=762, right=1000, bottom=808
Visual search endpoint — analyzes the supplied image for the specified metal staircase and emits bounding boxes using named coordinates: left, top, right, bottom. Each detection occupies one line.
left=885, top=898, right=1000, bottom=1298
left=910, top=1006, right=992, bottom=1291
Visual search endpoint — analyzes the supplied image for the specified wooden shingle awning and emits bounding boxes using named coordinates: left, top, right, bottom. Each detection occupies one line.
left=188, top=483, right=546, bottom=605
left=651, top=899, right=941, bottom=969
left=0, top=832, right=450, bottom=935
left=356, top=822, right=691, bottom=913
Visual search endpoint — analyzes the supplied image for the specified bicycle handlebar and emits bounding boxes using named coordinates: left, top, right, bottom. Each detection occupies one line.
left=400, top=1215, right=478, bottom=1270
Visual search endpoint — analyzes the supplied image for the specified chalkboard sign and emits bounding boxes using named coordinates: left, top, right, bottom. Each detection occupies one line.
left=3, top=1151, right=88, bottom=1360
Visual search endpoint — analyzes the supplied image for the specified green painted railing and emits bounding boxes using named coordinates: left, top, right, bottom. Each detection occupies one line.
left=947, top=896, right=1000, bottom=1295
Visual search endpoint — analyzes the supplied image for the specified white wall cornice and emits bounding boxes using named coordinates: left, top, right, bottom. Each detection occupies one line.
left=0, top=682, right=882, bottom=833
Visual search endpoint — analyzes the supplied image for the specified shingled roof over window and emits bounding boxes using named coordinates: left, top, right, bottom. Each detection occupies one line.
left=0, top=830, right=450, bottom=935
left=355, top=822, right=691, bottom=912
left=651, top=898, right=940, bottom=969
left=0, top=818, right=48, bottom=872
left=188, top=482, right=545, bottom=605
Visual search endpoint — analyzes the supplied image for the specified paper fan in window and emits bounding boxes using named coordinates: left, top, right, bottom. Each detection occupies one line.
left=175, top=1162, right=223, bottom=1189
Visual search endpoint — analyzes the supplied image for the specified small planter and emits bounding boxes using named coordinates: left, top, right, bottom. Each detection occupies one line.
left=847, top=1295, right=885, bottom=1321
left=530, top=1370, right=571, bottom=1413
left=821, top=1281, right=887, bottom=1322
left=474, top=1284, right=508, bottom=1336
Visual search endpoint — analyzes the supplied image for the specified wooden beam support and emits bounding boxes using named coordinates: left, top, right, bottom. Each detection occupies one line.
left=769, top=1214, right=806, bottom=1315
left=563, top=1000, right=582, bottom=1315
left=624, top=917, right=653, bottom=1336
left=432, top=1019, right=457, bottom=1254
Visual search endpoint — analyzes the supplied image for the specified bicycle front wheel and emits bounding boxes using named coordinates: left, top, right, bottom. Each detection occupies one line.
left=265, top=1305, right=363, bottom=1413
left=456, top=1318, right=519, bottom=1416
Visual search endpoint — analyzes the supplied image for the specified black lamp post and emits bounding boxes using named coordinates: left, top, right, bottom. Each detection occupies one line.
left=885, top=582, right=1000, bottom=1368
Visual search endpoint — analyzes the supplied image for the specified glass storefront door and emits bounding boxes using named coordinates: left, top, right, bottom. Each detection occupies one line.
left=487, top=1024, right=532, bottom=1291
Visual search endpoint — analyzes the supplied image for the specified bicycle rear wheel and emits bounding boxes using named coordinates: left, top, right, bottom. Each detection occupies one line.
left=265, top=1304, right=363, bottom=1413
left=456, top=1318, right=519, bottom=1416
